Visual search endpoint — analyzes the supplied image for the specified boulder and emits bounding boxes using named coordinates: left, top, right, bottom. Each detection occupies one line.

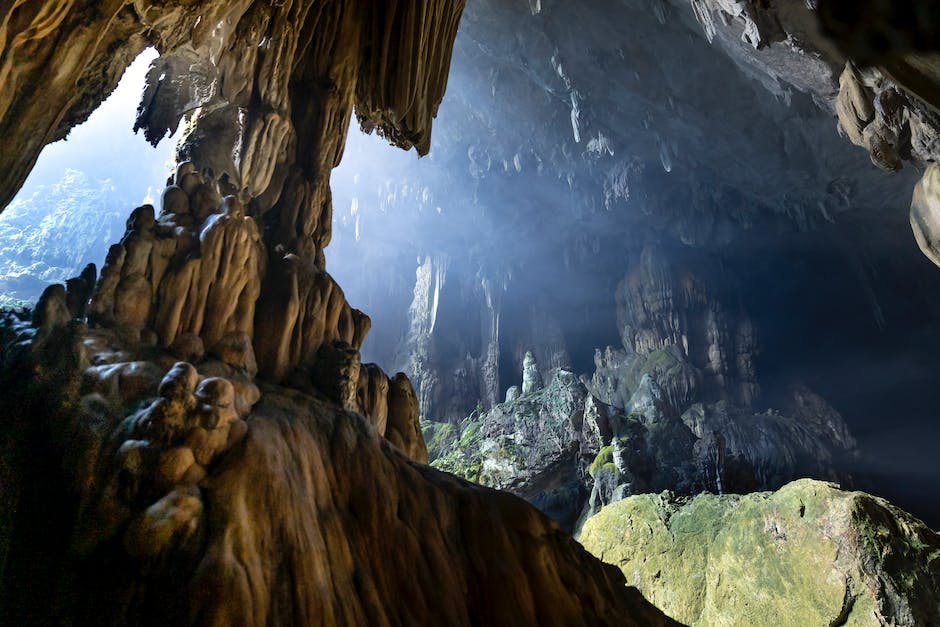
left=581, top=479, right=940, bottom=626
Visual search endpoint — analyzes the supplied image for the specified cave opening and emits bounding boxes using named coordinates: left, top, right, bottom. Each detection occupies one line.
left=1, top=2, right=940, bottom=623
left=0, top=48, right=175, bottom=309
left=320, top=5, right=940, bottom=529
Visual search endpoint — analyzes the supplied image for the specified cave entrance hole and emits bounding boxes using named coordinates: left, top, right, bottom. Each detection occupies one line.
left=0, top=48, right=176, bottom=308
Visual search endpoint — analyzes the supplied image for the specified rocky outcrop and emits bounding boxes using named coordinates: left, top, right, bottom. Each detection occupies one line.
left=395, top=256, right=502, bottom=424
left=521, top=350, right=544, bottom=395
left=428, top=345, right=856, bottom=532
left=432, top=367, right=590, bottom=530
left=911, top=163, right=940, bottom=268
left=0, top=306, right=670, bottom=625
left=0, top=0, right=684, bottom=624
left=581, top=479, right=940, bottom=626
left=615, top=245, right=759, bottom=406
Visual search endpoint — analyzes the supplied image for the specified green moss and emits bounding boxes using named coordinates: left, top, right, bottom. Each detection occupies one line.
left=458, top=419, right=481, bottom=448
left=588, top=446, right=618, bottom=479
left=429, top=414, right=487, bottom=483
left=580, top=479, right=940, bottom=626
left=422, top=421, right=457, bottom=460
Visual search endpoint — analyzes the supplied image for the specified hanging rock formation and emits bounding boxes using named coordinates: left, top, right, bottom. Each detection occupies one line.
left=0, top=0, right=680, bottom=624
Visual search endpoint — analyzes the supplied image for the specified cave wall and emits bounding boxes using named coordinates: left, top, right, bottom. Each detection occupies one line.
left=0, top=1, right=678, bottom=624
left=321, top=0, right=940, bottom=526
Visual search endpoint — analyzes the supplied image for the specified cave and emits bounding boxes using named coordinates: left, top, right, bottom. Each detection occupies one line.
left=1, top=1, right=939, bottom=625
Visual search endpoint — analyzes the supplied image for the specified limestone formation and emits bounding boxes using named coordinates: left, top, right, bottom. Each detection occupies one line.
left=253, top=257, right=370, bottom=382
left=0, top=307, right=671, bottom=625
left=0, top=2, right=682, bottom=623
left=432, top=368, right=590, bottom=530
left=356, top=362, right=390, bottom=434
left=430, top=346, right=857, bottom=532
left=521, top=350, right=544, bottom=395
left=396, top=256, right=502, bottom=425
left=581, top=479, right=940, bottom=626
left=386, top=372, right=429, bottom=464
left=615, top=245, right=759, bottom=406
left=911, top=163, right=940, bottom=268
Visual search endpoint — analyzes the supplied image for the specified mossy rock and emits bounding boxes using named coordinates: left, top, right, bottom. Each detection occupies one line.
left=588, top=445, right=615, bottom=478
left=580, top=479, right=940, bottom=626
left=421, top=421, right=458, bottom=460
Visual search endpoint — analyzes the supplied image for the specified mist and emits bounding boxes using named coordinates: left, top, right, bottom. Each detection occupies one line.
left=326, top=2, right=940, bottom=526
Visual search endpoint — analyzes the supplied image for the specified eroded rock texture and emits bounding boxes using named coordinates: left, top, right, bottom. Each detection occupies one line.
left=429, top=344, right=857, bottom=533
left=0, top=0, right=677, bottom=624
left=0, top=307, right=669, bottom=625
left=337, top=0, right=940, bottom=441
left=675, top=0, right=940, bottom=266
left=581, top=479, right=940, bottom=626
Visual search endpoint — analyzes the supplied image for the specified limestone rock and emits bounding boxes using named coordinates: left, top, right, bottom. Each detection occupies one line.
left=0, top=310, right=673, bottom=626
left=210, top=331, right=258, bottom=378
left=0, top=0, right=685, bottom=624
left=356, top=362, right=390, bottom=435
left=83, top=360, right=165, bottom=407
left=582, top=394, right=613, bottom=454
left=65, top=263, right=96, bottom=319
left=581, top=479, right=940, bottom=626
left=123, top=486, right=203, bottom=560
left=254, top=257, right=370, bottom=382
left=32, top=284, right=72, bottom=334
left=911, top=163, right=940, bottom=268
left=432, top=369, right=589, bottom=530
left=615, top=245, right=758, bottom=406
left=386, top=372, right=428, bottom=464
left=521, top=350, right=543, bottom=395
left=435, top=347, right=857, bottom=530
left=395, top=256, right=502, bottom=425
left=312, top=341, right=361, bottom=410
left=168, top=333, right=206, bottom=363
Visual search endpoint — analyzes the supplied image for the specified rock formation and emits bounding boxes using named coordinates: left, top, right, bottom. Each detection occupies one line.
left=429, top=345, right=857, bottom=532
left=0, top=0, right=681, bottom=624
left=323, top=0, right=940, bottom=467
left=3, top=0, right=940, bottom=622
left=432, top=367, right=589, bottom=530
left=394, top=256, right=502, bottom=425
left=0, top=300, right=676, bottom=624
left=615, top=244, right=759, bottom=406
left=581, top=479, right=940, bottom=626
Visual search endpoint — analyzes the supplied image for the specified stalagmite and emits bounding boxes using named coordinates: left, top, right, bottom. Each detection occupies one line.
left=0, top=1, right=674, bottom=624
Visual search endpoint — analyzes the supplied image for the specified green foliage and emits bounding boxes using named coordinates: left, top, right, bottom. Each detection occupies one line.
left=429, top=411, right=487, bottom=483
left=0, top=170, right=127, bottom=305
left=421, top=421, right=457, bottom=460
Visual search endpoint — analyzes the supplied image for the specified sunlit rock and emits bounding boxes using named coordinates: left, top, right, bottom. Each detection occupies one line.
left=581, top=479, right=940, bottom=626
left=521, top=350, right=544, bottom=395
left=911, top=163, right=940, bottom=268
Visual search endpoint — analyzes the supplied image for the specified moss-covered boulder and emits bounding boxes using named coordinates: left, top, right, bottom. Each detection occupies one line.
left=580, top=479, right=940, bottom=626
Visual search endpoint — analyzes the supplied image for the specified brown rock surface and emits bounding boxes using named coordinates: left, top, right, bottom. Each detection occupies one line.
left=0, top=312, right=672, bottom=626
left=0, top=0, right=677, bottom=624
